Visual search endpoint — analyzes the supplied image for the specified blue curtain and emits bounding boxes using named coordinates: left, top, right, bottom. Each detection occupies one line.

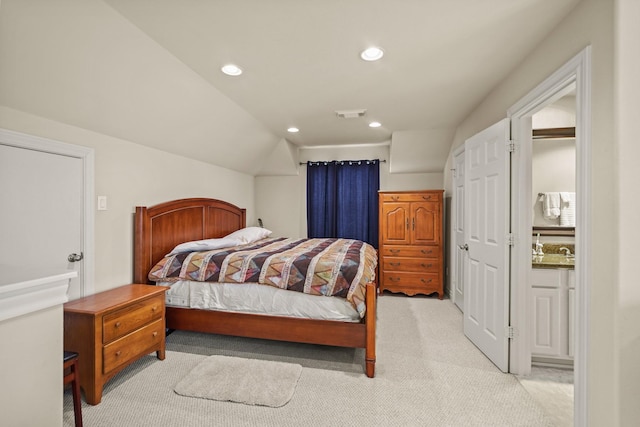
left=306, top=160, right=380, bottom=248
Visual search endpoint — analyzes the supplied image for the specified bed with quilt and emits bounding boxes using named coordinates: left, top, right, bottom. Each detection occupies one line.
left=133, top=198, right=378, bottom=377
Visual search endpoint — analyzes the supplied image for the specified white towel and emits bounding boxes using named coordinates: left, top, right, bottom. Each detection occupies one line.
left=560, top=192, right=576, bottom=226
left=542, top=192, right=561, bottom=219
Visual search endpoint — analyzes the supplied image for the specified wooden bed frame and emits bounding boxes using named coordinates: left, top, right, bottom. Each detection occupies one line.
left=133, top=198, right=376, bottom=377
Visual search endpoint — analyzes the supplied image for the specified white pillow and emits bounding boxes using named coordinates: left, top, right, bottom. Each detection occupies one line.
left=167, top=237, right=243, bottom=256
left=224, top=226, right=272, bottom=244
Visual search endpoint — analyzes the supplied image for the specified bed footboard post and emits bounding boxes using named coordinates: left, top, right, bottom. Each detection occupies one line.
left=365, top=281, right=376, bottom=378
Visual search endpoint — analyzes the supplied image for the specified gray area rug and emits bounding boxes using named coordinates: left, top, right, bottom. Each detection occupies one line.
left=64, top=295, right=555, bottom=426
left=174, top=355, right=302, bottom=407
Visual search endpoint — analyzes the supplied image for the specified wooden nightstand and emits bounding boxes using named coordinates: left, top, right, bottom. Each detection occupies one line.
left=63, top=284, right=168, bottom=405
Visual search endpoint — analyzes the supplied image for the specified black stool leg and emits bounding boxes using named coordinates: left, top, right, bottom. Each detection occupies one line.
left=70, top=358, right=82, bottom=427
left=64, top=352, right=83, bottom=427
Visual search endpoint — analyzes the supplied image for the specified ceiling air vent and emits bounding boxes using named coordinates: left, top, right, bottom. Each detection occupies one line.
left=335, top=109, right=366, bottom=119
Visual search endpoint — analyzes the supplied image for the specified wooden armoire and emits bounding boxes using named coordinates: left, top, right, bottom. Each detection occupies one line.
left=378, top=190, right=444, bottom=298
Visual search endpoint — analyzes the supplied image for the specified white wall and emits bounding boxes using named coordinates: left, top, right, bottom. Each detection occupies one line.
left=390, top=129, right=453, bottom=173
left=443, top=0, right=620, bottom=423
left=532, top=95, right=576, bottom=128
left=0, top=305, right=63, bottom=426
left=255, top=175, right=303, bottom=238
left=0, top=106, right=255, bottom=294
left=0, top=0, right=280, bottom=176
left=615, top=0, right=640, bottom=424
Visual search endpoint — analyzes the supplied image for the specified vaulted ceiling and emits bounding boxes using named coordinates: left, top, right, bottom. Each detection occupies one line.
left=0, top=0, right=581, bottom=175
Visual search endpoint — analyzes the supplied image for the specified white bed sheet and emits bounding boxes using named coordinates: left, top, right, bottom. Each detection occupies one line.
left=160, top=280, right=361, bottom=322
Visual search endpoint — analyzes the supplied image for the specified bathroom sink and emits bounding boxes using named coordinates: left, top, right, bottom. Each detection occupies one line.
left=532, top=253, right=575, bottom=269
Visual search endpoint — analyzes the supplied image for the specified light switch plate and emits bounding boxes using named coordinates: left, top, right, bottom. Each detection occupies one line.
left=97, top=196, right=107, bottom=211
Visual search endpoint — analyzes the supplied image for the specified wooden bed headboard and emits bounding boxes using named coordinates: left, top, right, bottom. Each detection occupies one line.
left=133, top=198, right=246, bottom=284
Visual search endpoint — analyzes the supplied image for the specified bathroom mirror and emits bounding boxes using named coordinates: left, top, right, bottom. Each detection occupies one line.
left=531, top=127, right=576, bottom=234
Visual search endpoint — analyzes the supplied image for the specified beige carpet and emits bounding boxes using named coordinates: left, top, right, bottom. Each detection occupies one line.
left=64, top=295, right=555, bottom=426
left=174, top=355, right=302, bottom=407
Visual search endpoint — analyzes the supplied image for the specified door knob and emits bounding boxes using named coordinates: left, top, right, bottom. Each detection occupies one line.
left=68, top=252, right=84, bottom=262
left=458, top=244, right=469, bottom=251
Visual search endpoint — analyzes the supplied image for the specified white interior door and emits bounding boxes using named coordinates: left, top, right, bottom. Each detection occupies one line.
left=463, top=118, right=510, bottom=372
left=453, top=148, right=465, bottom=311
left=0, top=130, right=93, bottom=299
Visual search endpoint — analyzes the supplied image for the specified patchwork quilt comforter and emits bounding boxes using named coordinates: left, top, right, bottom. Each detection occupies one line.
left=149, top=237, right=377, bottom=317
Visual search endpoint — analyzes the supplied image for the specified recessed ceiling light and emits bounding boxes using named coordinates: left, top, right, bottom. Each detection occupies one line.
left=360, top=47, right=384, bottom=61
left=287, top=127, right=299, bottom=133
left=221, top=64, right=242, bottom=76
left=369, top=121, right=382, bottom=128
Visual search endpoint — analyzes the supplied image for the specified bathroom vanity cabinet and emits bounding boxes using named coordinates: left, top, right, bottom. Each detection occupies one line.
left=531, top=267, right=575, bottom=364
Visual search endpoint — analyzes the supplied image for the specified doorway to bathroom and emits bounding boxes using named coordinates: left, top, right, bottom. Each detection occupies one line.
left=525, top=87, right=577, bottom=426
left=530, top=92, right=577, bottom=367
left=508, top=47, right=591, bottom=426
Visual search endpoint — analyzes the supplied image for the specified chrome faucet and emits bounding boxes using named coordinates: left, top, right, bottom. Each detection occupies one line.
left=535, top=233, right=544, bottom=256
left=559, top=247, right=574, bottom=257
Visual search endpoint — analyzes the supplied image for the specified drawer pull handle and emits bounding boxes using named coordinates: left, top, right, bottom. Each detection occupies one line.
left=420, top=278, right=433, bottom=284
left=422, top=195, right=432, bottom=200
left=115, top=322, right=121, bottom=328
left=391, top=196, right=399, bottom=201
left=421, top=249, right=432, bottom=255
left=390, top=249, right=400, bottom=254
left=389, top=277, right=400, bottom=282
left=115, top=351, right=121, bottom=357
left=421, top=263, right=433, bottom=268
left=152, top=331, right=158, bottom=337
left=390, top=262, right=401, bottom=267
left=152, top=306, right=157, bottom=312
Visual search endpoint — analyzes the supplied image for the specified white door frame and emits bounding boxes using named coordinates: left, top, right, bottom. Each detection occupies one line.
left=508, top=47, right=591, bottom=426
left=0, top=128, right=95, bottom=297
left=450, top=144, right=465, bottom=309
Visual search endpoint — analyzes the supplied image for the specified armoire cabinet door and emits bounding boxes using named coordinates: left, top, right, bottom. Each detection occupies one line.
left=411, top=202, right=440, bottom=245
left=380, top=202, right=410, bottom=245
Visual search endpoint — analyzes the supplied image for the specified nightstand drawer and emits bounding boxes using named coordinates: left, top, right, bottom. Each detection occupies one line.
left=103, top=294, right=164, bottom=343
left=103, top=318, right=164, bottom=374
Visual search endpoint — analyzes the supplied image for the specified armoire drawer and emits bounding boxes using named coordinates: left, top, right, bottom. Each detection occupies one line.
left=381, top=245, right=439, bottom=259
left=381, top=271, right=440, bottom=288
left=380, top=272, right=442, bottom=296
left=382, top=257, right=440, bottom=273
left=380, top=193, right=440, bottom=203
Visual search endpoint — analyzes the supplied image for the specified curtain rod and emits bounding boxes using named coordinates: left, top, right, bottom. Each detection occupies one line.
left=299, top=159, right=386, bottom=165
